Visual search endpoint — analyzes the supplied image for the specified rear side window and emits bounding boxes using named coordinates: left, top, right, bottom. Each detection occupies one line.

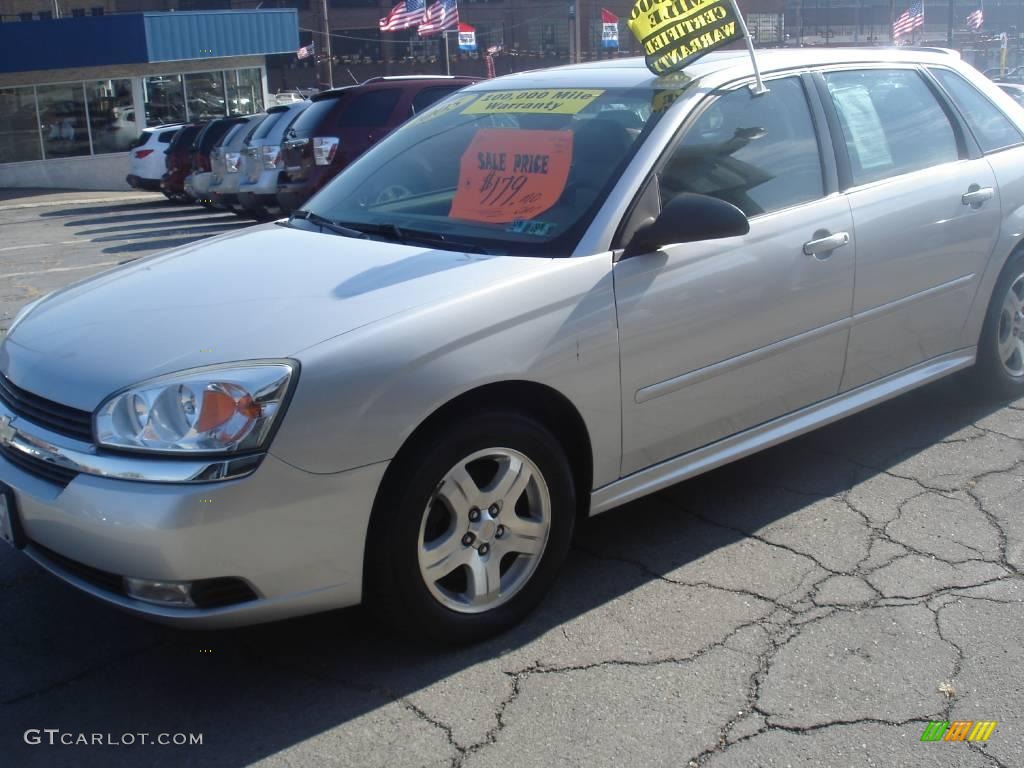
left=1003, top=86, right=1024, bottom=107
left=249, top=111, right=283, bottom=141
left=200, top=121, right=237, bottom=152
left=338, top=89, right=401, bottom=128
left=169, top=126, right=199, bottom=151
left=930, top=68, right=1024, bottom=153
left=825, top=69, right=958, bottom=186
left=158, top=130, right=177, bottom=144
left=285, top=97, right=340, bottom=138
left=659, top=77, right=824, bottom=217
left=410, top=86, right=460, bottom=117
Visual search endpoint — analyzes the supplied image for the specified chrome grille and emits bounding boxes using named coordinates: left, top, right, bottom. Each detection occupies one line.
left=0, top=373, right=92, bottom=442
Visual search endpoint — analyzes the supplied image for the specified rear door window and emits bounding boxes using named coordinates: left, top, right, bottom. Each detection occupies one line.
left=249, top=111, right=283, bottom=142
left=410, top=86, right=461, bottom=117
left=824, top=69, right=959, bottom=186
left=338, top=89, right=401, bottom=128
left=659, top=76, right=825, bottom=217
left=284, top=97, right=341, bottom=138
left=930, top=67, right=1024, bottom=153
left=158, top=130, right=177, bottom=143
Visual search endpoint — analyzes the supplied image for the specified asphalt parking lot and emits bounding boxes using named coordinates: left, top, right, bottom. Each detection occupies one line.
left=0, top=191, right=1022, bottom=768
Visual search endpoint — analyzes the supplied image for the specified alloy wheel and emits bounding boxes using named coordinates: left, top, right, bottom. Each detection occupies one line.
left=997, top=272, right=1024, bottom=377
left=417, top=448, right=551, bottom=614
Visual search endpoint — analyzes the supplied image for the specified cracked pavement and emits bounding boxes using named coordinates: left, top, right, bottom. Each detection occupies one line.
left=0, top=194, right=1022, bottom=767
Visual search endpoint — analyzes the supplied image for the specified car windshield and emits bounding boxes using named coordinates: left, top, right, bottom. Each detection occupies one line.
left=303, top=85, right=688, bottom=256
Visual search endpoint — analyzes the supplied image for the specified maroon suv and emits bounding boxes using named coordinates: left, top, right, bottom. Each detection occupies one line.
left=160, top=123, right=202, bottom=202
left=275, top=75, right=479, bottom=213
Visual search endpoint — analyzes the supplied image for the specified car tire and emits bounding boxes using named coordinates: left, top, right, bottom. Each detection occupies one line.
left=365, top=411, right=576, bottom=644
left=972, top=248, right=1024, bottom=400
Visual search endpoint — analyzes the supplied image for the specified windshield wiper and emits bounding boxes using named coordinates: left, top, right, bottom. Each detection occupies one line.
left=289, top=210, right=368, bottom=239
left=340, top=222, right=491, bottom=254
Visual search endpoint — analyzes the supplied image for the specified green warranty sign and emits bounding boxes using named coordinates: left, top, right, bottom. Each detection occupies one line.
left=628, top=0, right=744, bottom=75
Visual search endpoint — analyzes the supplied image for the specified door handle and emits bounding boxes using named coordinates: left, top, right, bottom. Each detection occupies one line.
left=803, top=231, right=850, bottom=259
left=962, top=185, right=994, bottom=208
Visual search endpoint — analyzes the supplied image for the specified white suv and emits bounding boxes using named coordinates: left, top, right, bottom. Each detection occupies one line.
left=126, top=124, right=182, bottom=192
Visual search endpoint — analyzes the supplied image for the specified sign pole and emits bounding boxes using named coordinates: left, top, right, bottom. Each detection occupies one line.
left=445, top=30, right=451, bottom=76
left=575, top=3, right=582, bottom=62
left=729, top=0, right=767, bottom=94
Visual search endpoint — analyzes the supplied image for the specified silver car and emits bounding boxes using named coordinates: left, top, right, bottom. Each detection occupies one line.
left=3, top=49, right=1024, bottom=642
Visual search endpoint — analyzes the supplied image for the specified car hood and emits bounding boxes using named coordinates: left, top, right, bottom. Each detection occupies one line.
left=1, top=224, right=549, bottom=412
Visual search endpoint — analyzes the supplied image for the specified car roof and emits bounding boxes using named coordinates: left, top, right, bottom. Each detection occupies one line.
left=313, top=75, right=479, bottom=101
left=464, top=48, right=967, bottom=92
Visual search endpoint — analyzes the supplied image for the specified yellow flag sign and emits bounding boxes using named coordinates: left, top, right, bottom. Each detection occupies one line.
left=628, top=0, right=744, bottom=75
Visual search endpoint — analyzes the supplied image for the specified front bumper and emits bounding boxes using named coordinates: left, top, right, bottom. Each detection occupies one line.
left=0, top=407, right=387, bottom=628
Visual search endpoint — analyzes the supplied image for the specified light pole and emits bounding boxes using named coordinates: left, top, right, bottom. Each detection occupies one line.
left=319, top=0, right=334, bottom=90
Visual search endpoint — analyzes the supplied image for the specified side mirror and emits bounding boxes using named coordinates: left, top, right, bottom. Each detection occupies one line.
left=622, top=193, right=749, bottom=258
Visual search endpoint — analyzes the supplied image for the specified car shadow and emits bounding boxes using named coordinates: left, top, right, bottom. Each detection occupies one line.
left=38, top=200, right=171, bottom=219
left=74, top=215, right=239, bottom=236
left=87, top=221, right=251, bottom=245
left=99, top=231, right=247, bottom=255
left=0, top=371, right=1011, bottom=766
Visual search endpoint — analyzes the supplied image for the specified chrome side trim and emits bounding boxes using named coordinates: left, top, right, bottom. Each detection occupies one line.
left=0, top=401, right=262, bottom=484
left=853, top=273, right=975, bottom=323
left=636, top=317, right=852, bottom=404
left=591, top=348, right=975, bottom=515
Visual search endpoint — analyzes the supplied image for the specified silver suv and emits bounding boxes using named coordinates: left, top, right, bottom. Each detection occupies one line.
left=237, top=101, right=310, bottom=220
left=2, top=49, right=1023, bottom=643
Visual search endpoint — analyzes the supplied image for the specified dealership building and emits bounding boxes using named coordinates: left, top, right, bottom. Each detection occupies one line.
left=0, top=9, right=299, bottom=189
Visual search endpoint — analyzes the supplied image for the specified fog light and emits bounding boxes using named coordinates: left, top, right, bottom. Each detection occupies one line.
left=124, top=577, right=195, bottom=607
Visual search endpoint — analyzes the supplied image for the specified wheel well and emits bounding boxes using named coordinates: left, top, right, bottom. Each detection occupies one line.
left=383, top=380, right=594, bottom=523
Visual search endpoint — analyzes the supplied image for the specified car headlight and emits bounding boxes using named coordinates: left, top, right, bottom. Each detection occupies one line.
left=94, top=362, right=296, bottom=455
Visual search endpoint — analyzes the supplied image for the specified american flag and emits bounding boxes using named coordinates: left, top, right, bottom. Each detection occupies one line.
left=296, top=43, right=314, bottom=60
left=892, top=1, right=924, bottom=38
left=418, top=0, right=459, bottom=37
left=966, top=7, right=984, bottom=32
left=379, top=0, right=425, bottom=32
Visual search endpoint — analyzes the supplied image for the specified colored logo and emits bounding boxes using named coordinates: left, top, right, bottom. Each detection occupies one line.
left=920, top=721, right=997, bottom=742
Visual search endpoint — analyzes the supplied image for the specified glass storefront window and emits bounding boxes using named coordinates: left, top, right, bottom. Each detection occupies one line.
left=227, top=68, right=265, bottom=116
left=184, top=71, right=226, bottom=122
left=0, top=70, right=266, bottom=165
left=86, top=79, right=136, bottom=154
left=144, top=74, right=186, bottom=126
left=37, top=82, right=90, bottom=158
left=0, top=87, right=42, bottom=164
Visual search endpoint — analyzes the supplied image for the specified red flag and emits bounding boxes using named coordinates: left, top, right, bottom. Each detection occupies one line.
left=601, top=8, right=618, bottom=23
